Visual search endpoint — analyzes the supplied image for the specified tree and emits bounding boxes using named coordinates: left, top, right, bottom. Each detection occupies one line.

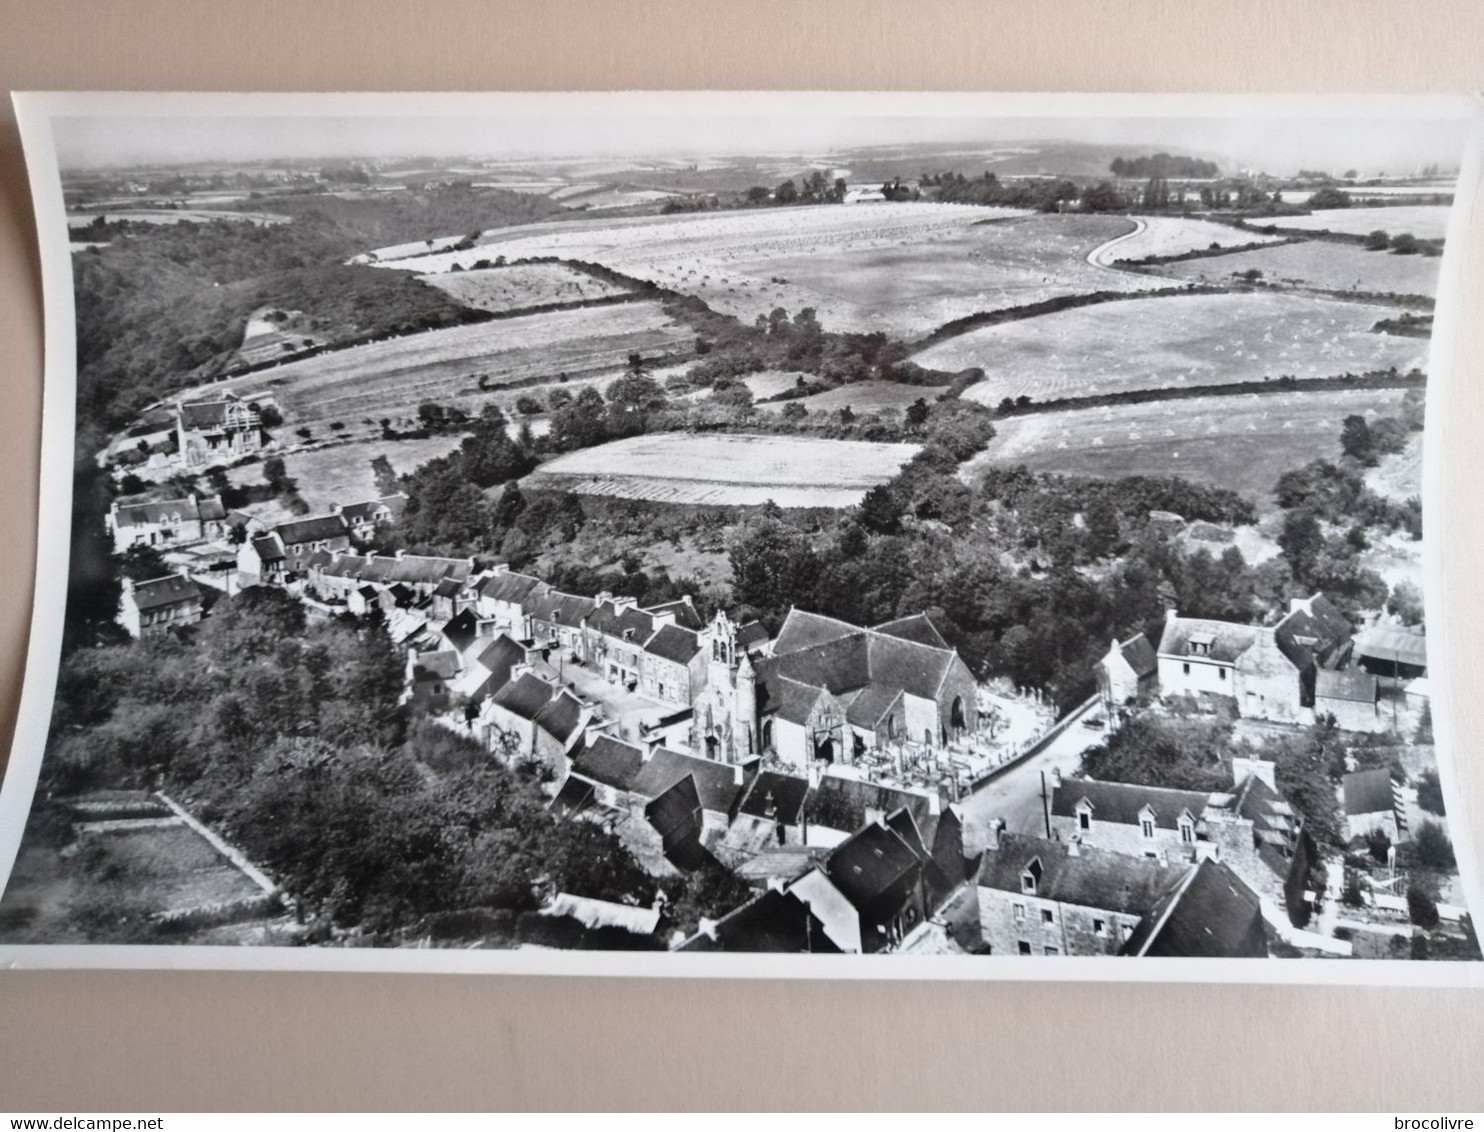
left=905, top=398, right=930, bottom=427
left=1364, top=229, right=1391, bottom=251
left=1412, top=820, right=1456, bottom=869
left=1390, top=232, right=1420, bottom=255
left=262, top=456, right=294, bottom=497
left=1365, top=826, right=1392, bottom=865
left=550, top=386, right=609, bottom=451
left=1079, top=182, right=1125, bottom=212
left=857, top=484, right=903, bottom=535
left=1308, top=186, right=1352, bottom=210
left=1278, top=510, right=1324, bottom=584
left=745, top=186, right=771, bottom=205
left=774, top=179, right=798, bottom=205
left=1416, top=769, right=1446, bottom=815
left=1340, top=414, right=1378, bottom=465
left=1387, top=580, right=1424, bottom=625
left=1407, top=883, right=1440, bottom=929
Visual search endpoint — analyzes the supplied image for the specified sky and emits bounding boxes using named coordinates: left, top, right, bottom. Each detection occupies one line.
left=47, top=93, right=1477, bottom=177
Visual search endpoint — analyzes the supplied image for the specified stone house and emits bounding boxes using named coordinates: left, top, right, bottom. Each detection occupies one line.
left=1120, top=857, right=1269, bottom=958
left=107, top=493, right=227, bottom=553
left=975, top=825, right=1191, bottom=956
left=477, top=671, right=591, bottom=776
left=1050, top=773, right=1214, bottom=861
left=1097, top=632, right=1158, bottom=713
left=119, top=572, right=204, bottom=638
left=174, top=393, right=263, bottom=468
left=1315, top=668, right=1384, bottom=733
left=334, top=493, right=407, bottom=541
left=638, top=622, right=707, bottom=708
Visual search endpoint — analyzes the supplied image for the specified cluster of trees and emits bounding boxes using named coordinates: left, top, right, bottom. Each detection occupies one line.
left=37, top=587, right=736, bottom=940
left=1109, top=154, right=1220, bottom=179
left=749, top=171, right=850, bottom=207
left=927, top=171, right=1079, bottom=212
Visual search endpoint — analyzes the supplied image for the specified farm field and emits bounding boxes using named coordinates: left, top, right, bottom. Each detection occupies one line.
left=1154, top=239, right=1442, bottom=299
left=525, top=432, right=922, bottom=508
left=742, top=371, right=813, bottom=399
left=237, top=306, right=331, bottom=367
left=66, top=209, right=289, bottom=226
left=364, top=203, right=1186, bottom=337
left=757, top=380, right=931, bottom=415
left=1264, top=205, right=1452, bottom=240
left=188, top=301, right=692, bottom=436
left=960, top=386, right=1413, bottom=510
left=225, top=433, right=466, bottom=520
left=1095, top=216, right=1283, bottom=263
left=916, top=292, right=1429, bottom=405
left=419, top=262, right=631, bottom=313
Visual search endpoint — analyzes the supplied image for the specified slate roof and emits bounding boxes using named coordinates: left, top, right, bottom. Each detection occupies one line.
left=842, top=683, right=902, bottom=729
left=529, top=590, right=595, bottom=626
left=737, top=771, right=812, bottom=826
left=197, top=495, right=227, bottom=522
left=645, top=775, right=705, bottom=848
left=628, top=747, right=744, bottom=815
left=1116, top=633, right=1158, bottom=678
left=1157, top=616, right=1264, bottom=665
left=491, top=672, right=555, bottom=720
left=643, top=623, right=701, bottom=665
left=645, top=598, right=705, bottom=631
left=1229, top=774, right=1297, bottom=847
left=585, top=600, right=656, bottom=643
left=678, top=888, right=842, bottom=954
left=441, top=610, right=482, bottom=654
left=472, top=634, right=526, bottom=691
left=570, top=735, right=646, bottom=790
left=339, top=493, right=406, bottom=525
left=535, top=690, right=585, bottom=744
left=250, top=533, right=285, bottom=563
left=1051, top=778, right=1213, bottom=831
left=1121, top=858, right=1267, bottom=958
left=317, top=552, right=475, bottom=588
left=872, top=612, right=950, bottom=649
left=432, top=577, right=463, bottom=600
left=805, top=776, right=935, bottom=836
left=758, top=674, right=822, bottom=726
left=825, top=820, right=925, bottom=912
left=476, top=570, right=547, bottom=607
left=1343, top=768, right=1399, bottom=817
left=274, top=515, right=350, bottom=546
left=177, top=398, right=241, bottom=429
left=735, top=620, right=772, bottom=652
left=1316, top=668, right=1378, bottom=704
left=112, top=497, right=203, bottom=528
left=976, top=833, right=1191, bottom=916
left=549, top=775, right=596, bottom=820
left=129, top=574, right=201, bottom=611
left=1355, top=625, right=1428, bottom=669
left=1280, top=594, right=1353, bottom=666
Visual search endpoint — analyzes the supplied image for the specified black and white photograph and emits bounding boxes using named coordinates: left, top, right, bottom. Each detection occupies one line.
left=0, top=91, right=1479, bottom=976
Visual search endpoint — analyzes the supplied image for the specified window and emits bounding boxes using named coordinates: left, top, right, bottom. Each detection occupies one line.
left=1013, top=903, right=1026, bottom=923
left=1041, top=908, right=1054, bottom=925
left=1044, top=945, right=1060, bottom=956
left=1093, top=918, right=1107, bottom=936
left=1078, top=810, right=1091, bottom=831
left=1017, top=941, right=1032, bottom=955
left=1218, top=668, right=1226, bottom=682
left=1183, top=663, right=1191, bottom=676
left=1179, top=822, right=1194, bottom=844
left=1141, top=818, right=1155, bottom=839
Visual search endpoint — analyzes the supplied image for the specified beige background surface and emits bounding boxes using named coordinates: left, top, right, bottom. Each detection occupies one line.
left=2, top=0, right=1484, bottom=1112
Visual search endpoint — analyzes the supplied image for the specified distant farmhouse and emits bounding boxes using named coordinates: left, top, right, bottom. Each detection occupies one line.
left=119, top=572, right=204, bottom=638
left=107, top=493, right=228, bottom=553
left=174, top=393, right=264, bottom=469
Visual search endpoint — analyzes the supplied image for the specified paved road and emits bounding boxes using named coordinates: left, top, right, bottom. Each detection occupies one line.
left=958, top=701, right=1110, bottom=854
left=1085, top=215, right=1147, bottom=270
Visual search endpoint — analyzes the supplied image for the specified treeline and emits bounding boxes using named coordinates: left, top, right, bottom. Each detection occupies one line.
left=1109, top=154, right=1220, bottom=179
left=70, top=187, right=562, bottom=439
left=925, top=171, right=1079, bottom=212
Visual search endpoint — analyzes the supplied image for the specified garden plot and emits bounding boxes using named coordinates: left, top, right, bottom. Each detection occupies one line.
left=961, top=386, right=1412, bottom=510
left=366, top=203, right=1187, bottom=337
left=1265, top=205, right=1453, bottom=240
left=916, top=292, right=1428, bottom=406
left=194, top=301, right=692, bottom=435
left=1093, top=216, right=1283, bottom=263
left=419, top=262, right=632, bottom=314
left=526, top=432, right=921, bottom=508
left=1155, top=239, right=1442, bottom=299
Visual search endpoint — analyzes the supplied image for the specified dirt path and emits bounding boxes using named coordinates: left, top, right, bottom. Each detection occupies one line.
left=1086, top=215, right=1147, bottom=269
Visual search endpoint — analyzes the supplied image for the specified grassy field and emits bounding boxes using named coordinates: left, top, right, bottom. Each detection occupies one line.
left=1155, top=239, right=1442, bottom=299
left=186, top=301, right=692, bottom=436
left=1097, top=216, right=1282, bottom=263
left=366, top=204, right=1187, bottom=337
left=915, top=292, right=1429, bottom=405
left=420, top=262, right=631, bottom=313
left=1265, top=205, right=1453, bottom=240
left=742, top=371, right=813, bottom=399
left=225, top=433, right=466, bottom=520
left=526, top=431, right=921, bottom=508
left=960, top=386, right=1413, bottom=510
left=757, top=380, right=929, bottom=415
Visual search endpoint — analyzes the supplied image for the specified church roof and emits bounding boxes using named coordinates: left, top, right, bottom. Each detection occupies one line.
left=871, top=612, right=950, bottom=649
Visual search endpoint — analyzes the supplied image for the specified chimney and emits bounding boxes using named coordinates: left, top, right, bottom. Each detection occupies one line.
left=1050, top=767, right=1062, bottom=789
left=985, top=818, right=1005, bottom=851
left=1066, top=836, right=1081, bottom=857
left=1165, top=607, right=1178, bottom=622
left=733, top=763, right=745, bottom=785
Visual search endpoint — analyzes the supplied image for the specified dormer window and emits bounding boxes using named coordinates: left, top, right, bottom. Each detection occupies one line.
left=1139, top=806, right=1156, bottom=840
left=1020, top=856, right=1043, bottom=895
left=622, top=628, right=634, bottom=641
left=1076, top=799, right=1093, bottom=832
left=1187, top=632, right=1214, bottom=658
left=1178, top=811, right=1195, bottom=844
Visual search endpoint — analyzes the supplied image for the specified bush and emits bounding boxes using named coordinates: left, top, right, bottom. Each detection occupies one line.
left=1416, top=769, right=1445, bottom=815
left=1407, top=884, right=1440, bottom=929
left=1412, top=820, right=1456, bottom=870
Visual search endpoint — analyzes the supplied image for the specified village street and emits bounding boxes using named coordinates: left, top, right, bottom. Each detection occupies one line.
left=958, top=700, right=1110, bottom=854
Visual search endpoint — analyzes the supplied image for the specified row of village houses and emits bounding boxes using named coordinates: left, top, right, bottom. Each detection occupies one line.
left=109, top=487, right=1428, bottom=955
